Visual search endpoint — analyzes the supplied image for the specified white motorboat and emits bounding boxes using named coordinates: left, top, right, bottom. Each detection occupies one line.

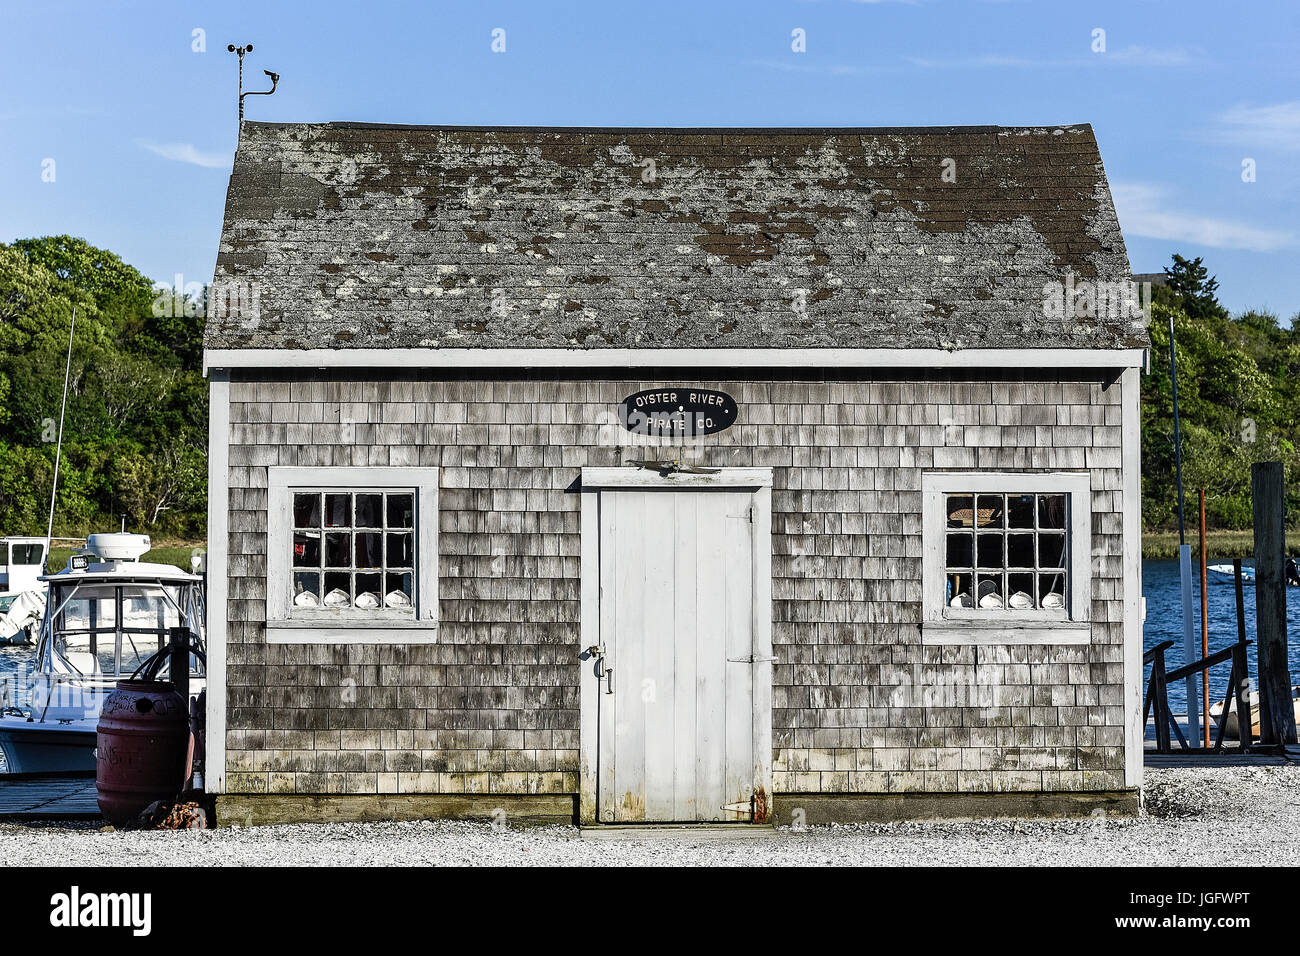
left=0, top=537, right=51, bottom=645
left=1206, top=562, right=1300, bottom=587
left=1206, top=563, right=1254, bottom=584
left=0, top=533, right=206, bottom=774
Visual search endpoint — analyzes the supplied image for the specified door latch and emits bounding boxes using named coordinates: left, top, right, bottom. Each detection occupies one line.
left=584, top=645, right=614, bottom=694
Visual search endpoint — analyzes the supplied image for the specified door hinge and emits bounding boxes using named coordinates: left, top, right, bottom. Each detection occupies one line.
left=727, top=655, right=776, bottom=663
left=720, top=798, right=754, bottom=819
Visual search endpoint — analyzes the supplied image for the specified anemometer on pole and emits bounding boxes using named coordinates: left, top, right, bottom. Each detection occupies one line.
left=226, top=43, right=279, bottom=123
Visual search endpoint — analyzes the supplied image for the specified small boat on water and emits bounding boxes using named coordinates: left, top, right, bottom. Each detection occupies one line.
left=1206, top=564, right=1255, bottom=585
left=1206, top=559, right=1300, bottom=587
left=0, top=532, right=206, bottom=774
left=1209, top=685, right=1300, bottom=739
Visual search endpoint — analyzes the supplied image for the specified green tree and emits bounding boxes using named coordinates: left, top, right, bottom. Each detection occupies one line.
left=1143, top=256, right=1300, bottom=532
left=1159, top=254, right=1229, bottom=321
left=0, top=238, right=208, bottom=538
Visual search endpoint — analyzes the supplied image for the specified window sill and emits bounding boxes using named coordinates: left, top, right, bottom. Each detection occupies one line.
left=266, top=618, right=439, bottom=644
left=921, top=620, right=1091, bottom=645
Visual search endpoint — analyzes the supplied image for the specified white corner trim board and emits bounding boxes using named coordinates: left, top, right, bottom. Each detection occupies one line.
left=204, top=347, right=1146, bottom=374
left=1121, top=368, right=1144, bottom=790
left=205, top=372, right=230, bottom=794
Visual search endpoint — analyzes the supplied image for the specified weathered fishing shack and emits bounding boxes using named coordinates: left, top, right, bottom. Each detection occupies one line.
left=203, top=122, right=1149, bottom=826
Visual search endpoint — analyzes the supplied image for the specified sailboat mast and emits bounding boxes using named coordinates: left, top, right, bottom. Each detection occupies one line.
left=45, top=305, right=76, bottom=552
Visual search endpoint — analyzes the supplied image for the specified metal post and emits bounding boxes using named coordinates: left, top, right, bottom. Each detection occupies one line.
left=45, top=306, right=75, bottom=554
left=1169, top=312, right=1187, bottom=544
left=1199, top=489, right=1210, bottom=747
left=1179, top=544, right=1199, bottom=745
left=1169, top=312, right=1198, bottom=744
left=168, top=626, right=191, bottom=706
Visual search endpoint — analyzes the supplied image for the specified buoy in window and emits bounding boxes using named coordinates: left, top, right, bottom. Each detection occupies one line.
left=977, top=579, right=1004, bottom=609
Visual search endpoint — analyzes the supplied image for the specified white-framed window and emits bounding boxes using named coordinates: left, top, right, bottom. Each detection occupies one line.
left=921, top=471, right=1091, bottom=644
left=267, top=467, right=439, bottom=643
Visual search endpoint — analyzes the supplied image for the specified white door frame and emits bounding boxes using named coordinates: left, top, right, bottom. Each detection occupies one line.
left=578, top=467, right=773, bottom=824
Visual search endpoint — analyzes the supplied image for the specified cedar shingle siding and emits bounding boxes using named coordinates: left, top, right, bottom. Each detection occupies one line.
left=222, top=370, right=1127, bottom=797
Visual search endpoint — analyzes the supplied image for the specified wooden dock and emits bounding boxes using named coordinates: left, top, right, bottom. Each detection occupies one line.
left=0, top=772, right=100, bottom=820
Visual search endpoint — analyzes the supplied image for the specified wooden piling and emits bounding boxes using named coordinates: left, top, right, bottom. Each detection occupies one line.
left=1251, top=462, right=1298, bottom=745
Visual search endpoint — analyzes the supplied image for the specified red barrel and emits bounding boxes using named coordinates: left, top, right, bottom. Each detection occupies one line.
left=95, top=681, right=191, bottom=825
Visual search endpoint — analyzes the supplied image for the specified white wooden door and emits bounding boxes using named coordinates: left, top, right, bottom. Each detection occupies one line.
left=596, top=488, right=760, bottom=823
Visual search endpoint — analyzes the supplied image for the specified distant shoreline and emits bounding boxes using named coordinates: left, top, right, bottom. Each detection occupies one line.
left=1144, top=530, right=1300, bottom=561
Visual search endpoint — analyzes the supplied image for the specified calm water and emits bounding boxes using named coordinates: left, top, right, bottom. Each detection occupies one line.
left=1143, top=558, right=1300, bottom=714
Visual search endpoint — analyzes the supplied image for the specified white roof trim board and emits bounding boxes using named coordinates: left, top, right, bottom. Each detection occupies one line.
left=205, top=346, right=1145, bottom=372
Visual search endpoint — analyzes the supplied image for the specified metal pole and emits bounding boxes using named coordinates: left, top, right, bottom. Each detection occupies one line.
left=45, top=305, right=75, bottom=554
left=1199, top=489, right=1210, bottom=747
left=1169, top=311, right=1198, bottom=744
left=1169, top=312, right=1186, bottom=543
left=169, top=626, right=191, bottom=705
left=1180, top=543, right=1199, bottom=745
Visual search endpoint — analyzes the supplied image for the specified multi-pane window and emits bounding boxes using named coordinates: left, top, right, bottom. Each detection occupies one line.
left=290, top=490, right=416, bottom=611
left=267, top=467, right=438, bottom=640
left=944, top=492, right=1068, bottom=613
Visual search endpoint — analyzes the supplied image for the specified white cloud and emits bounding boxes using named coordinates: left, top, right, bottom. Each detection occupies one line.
left=140, top=141, right=229, bottom=168
left=745, top=58, right=893, bottom=76
left=904, top=46, right=1197, bottom=70
left=1111, top=182, right=1295, bottom=253
left=1104, top=45, right=1196, bottom=67
left=1216, top=101, right=1300, bottom=152
left=903, top=54, right=1038, bottom=69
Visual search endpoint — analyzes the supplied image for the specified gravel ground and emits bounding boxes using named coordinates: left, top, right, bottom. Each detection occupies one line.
left=1, top=764, right=1296, bottom=866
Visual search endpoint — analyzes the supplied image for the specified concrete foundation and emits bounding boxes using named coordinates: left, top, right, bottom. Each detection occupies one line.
left=215, top=789, right=1141, bottom=828
left=214, top=793, right=577, bottom=828
left=769, top=790, right=1142, bottom=825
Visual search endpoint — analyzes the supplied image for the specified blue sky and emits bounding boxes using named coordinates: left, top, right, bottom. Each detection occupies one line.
left=2, top=0, right=1298, bottom=319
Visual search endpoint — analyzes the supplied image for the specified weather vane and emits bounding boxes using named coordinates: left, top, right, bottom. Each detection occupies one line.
left=226, top=43, right=279, bottom=124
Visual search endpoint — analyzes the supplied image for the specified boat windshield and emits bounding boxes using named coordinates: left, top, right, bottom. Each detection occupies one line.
left=43, top=580, right=205, bottom=680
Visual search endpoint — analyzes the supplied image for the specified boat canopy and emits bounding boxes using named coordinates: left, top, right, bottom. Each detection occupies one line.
left=39, top=575, right=206, bottom=684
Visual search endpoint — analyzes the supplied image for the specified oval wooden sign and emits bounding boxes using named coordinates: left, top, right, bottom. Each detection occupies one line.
left=618, top=388, right=738, bottom=437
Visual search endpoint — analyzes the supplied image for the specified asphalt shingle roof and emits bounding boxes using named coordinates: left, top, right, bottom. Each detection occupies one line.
left=206, top=122, right=1145, bottom=352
